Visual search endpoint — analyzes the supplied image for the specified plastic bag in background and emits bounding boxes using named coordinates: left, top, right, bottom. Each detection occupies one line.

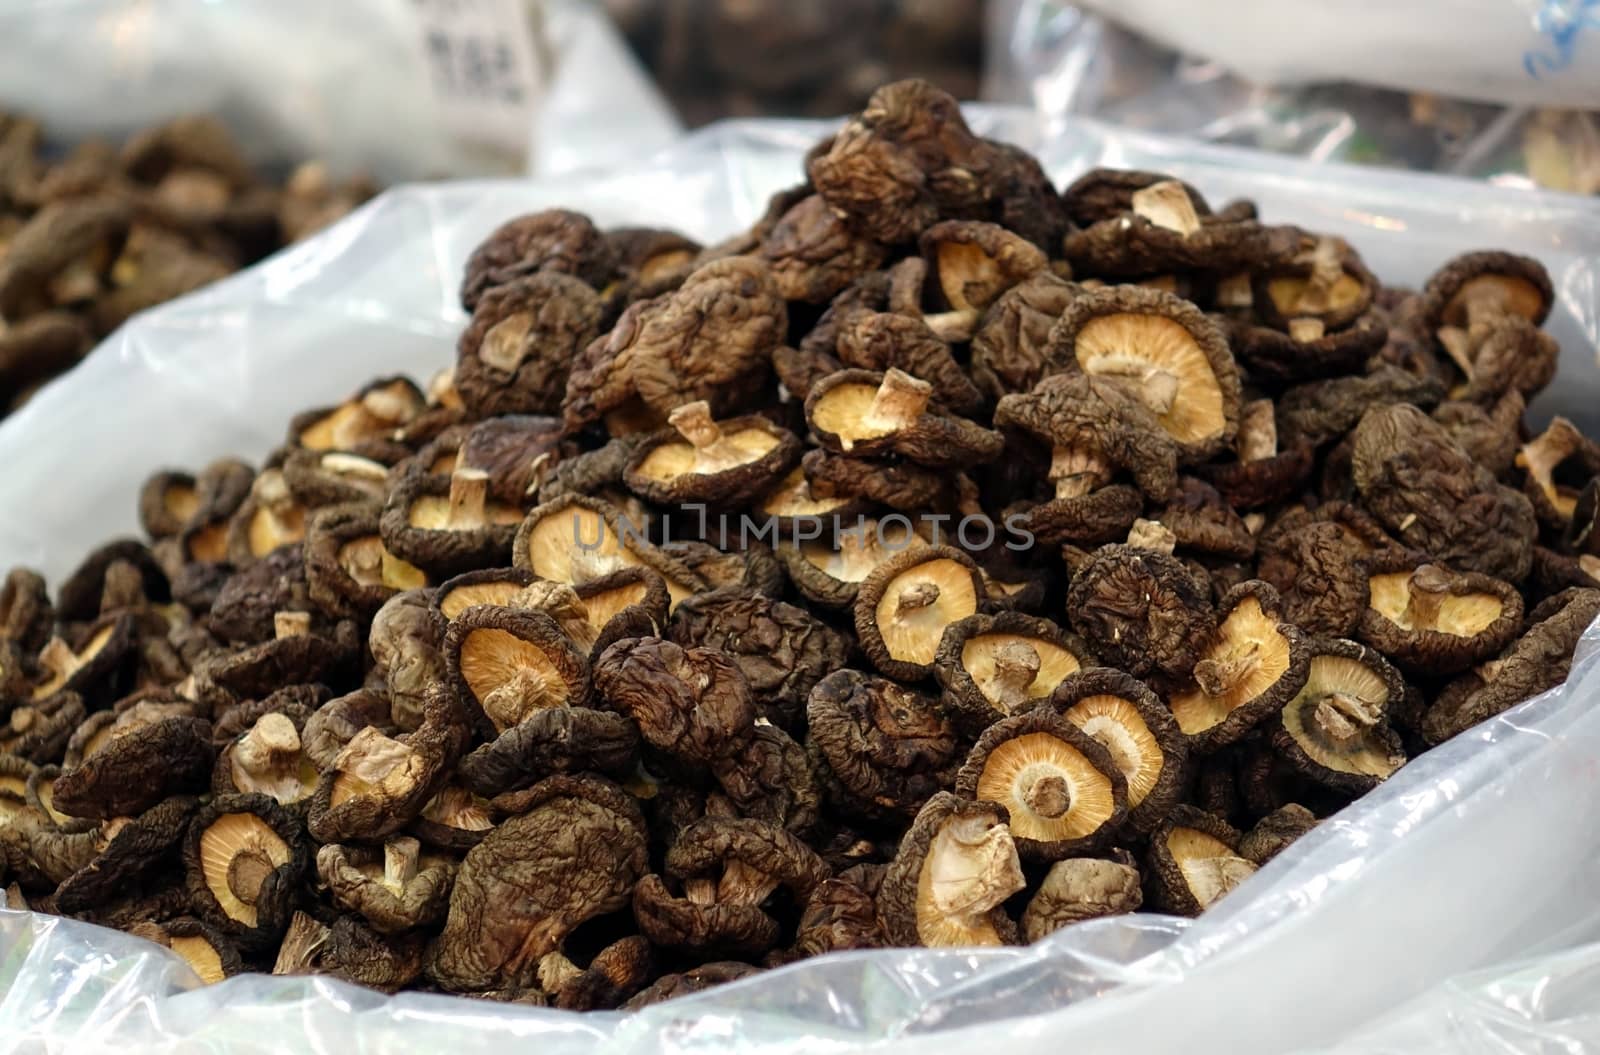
left=1068, top=0, right=1600, bottom=109
left=985, top=0, right=1600, bottom=196
left=0, top=0, right=680, bottom=182
left=1, top=111, right=1600, bottom=1054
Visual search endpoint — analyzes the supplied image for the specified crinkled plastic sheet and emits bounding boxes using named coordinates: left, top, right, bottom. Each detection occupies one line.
left=0, top=0, right=681, bottom=182
left=1, top=110, right=1599, bottom=1053
left=983, top=0, right=1600, bottom=193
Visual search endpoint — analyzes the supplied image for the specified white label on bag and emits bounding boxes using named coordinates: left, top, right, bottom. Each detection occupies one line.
left=411, top=0, right=545, bottom=157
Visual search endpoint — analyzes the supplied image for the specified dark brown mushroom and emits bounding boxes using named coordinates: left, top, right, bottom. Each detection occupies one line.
left=834, top=309, right=984, bottom=414
left=443, top=604, right=591, bottom=739
left=623, top=403, right=800, bottom=507
left=806, top=368, right=1002, bottom=468
left=1066, top=544, right=1215, bottom=679
left=317, top=836, right=455, bottom=934
left=1357, top=560, right=1522, bottom=675
left=855, top=544, right=983, bottom=682
left=1051, top=667, right=1189, bottom=834
left=460, top=209, right=615, bottom=311
left=1021, top=853, right=1143, bottom=942
left=933, top=611, right=1095, bottom=733
left=1272, top=638, right=1407, bottom=794
left=456, top=272, right=604, bottom=418
left=184, top=793, right=309, bottom=952
left=1145, top=805, right=1256, bottom=916
left=304, top=503, right=428, bottom=620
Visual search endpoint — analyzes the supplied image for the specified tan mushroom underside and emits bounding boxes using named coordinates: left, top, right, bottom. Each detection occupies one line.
left=962, top=633, right=1081, bottom=708
left=32, top=623, right=116, bottom=700
left=439, top=579, right=528, bottom=620
left=1168, top=826, right=1256, bottom=909
left=1445, top=274, right=1546, bottom=326
left=874, top=559, right=977, bottom=665
left=1367, top=572, right=1504, bottom=635
left=1168, top=597, right=1291, bottom=735
left=914, top=814, right=1025, bottom=947
left=1073, top=313, right=1226, bottom=446
left=759, top=467, right=854, bottom=518
left=1062, top=695, right=1163, bottom=809
left=801, top=519, right=926, bottom=584
left=975, top=731, right=1117, bottom=842
left=457, top=627, right=569, bottom=730
left=525, top=505, right=699, bottom=606
left=634, top=428, right=780, bottom=482
left=199, top=813, right=292, bottom=929
left=1284, top=656, right=1403, bottom=779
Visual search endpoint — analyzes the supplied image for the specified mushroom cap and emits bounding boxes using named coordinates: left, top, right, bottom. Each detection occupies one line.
left=1066, top=544, right=1216, bottom=679
left=459, top=208, right=615, bottom=311
left=183, top=792, right=309, bottom=951
left=316, top=838, right=457, bottom=934
left=1158, top=478, right=1257, bottom=560
left=444, top=604, right=592, bottom=739
left=593, top=636, right=757, bottom=770
left=1419, top=250, right=1553, bottom=333
left=1226, top=310, right=1388, bottom=384
left=1272, top=638, right=1407, bottom=795
left=805, top=368, right=1003, bottom=468
left=289, top=377, right=424, bottom=459
left=1167, top=580, right=1310, bottom=753
left=430, top=774, right=646, bottom=993
left=53, top=714, right=212, bottom=819
left=512, top=493, right=703, bottom=609
left=1250, top=237, right=1378, bottom=333
left=877, top=792, right=1024, bottom=948
left=778, top=515, right=930, bottom=611
left=623, top=410, right=800, bottom=507
left=1357, top=559, right=1523, bottom=675
left=1061, top=168, right=1214, bottom=228
left=380, top=466, right=524, bottom=578
left=954, top=706, right=1129, bottom=860
left=933, top=611, right=1096, bottom=734
left=1046, top=285, right=1242, bottom=461
left=458, top=707, right=638, bottom=797
left=668, top=586, right=854, bottom=732
left=805, top=668, right=961, bottom=823
left=54, top=795, right=201, bottom=912
left=854, top=544, right=984, bottom=681
left=456, top=272, right=604, bottom=418
left=917, top=219, right=1048, bottom=316
left=433, top=566, right=537, bottom=622
left=1049, top=667, right=1189, bottom=834
left=970, top=272, right=1084, bottom=400
left=1145, top=805, right=1256, bottom=916
left=758, top=193, right=887, bottom=304
left=1021, top=854, right=1143, bottom=942
left=304, top=502, right=429, bottom=620
left=1060, top=188, right=1299, bottom=278
left=1238, top=804, right=1320, bottom=866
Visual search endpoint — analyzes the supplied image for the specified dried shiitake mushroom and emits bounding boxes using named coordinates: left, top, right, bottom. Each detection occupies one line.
left=1168, top=581, right=1309, bottom=753
left=934, top=611, right=1093, bottom=733
left=1273, top=639, right=1407, bottom=794
left=1051, top=668, right=1188, bottom=834
left=1021, top=853, right=1143, bottom=942
left=9, top=78, right=1600, bottom=1006
left=1047, top=285, right=1241, bottom=461
left=955, top=707, right=1128, bottom=860
left=1357, top=560, right=1522, bottom=675
left=854, top=545, right=983, bottom=681
left=877, top=793, right=1024, bottom=947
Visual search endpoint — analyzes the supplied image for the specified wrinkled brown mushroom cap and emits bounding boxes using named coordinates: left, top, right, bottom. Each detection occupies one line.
left=1227, top=311, right=1388, bottom=384
left=918, top=219, right=1048, bottom=319
left=459, top=208, right=615, bottom=311
left=1167, top=581, right=1310, bottom=753
left=304, top=503, right=429, bottom=620
left=290, top=377, right=423, bottom=457
left=1146, top=805, right=1256, bottom=916
left=317, top=836, right=456, bottom=934
left=1419, top=250, right=1553, bottom=335
left=1272, top=638, right=1407, bottom=795
left=1061, top=179, right=1297, bottom=278
left=970, top=272, right=1083, bottom=400
left=512, top=493, right=703, bottom=609
left=834, top=309, right=984, bottom=414
left=1050, top=667, right=1189, bottom=834
left=456, top=272, right=604, bottom=418
left=758, top=193, right=887, bottom=305
left=1061, top=168, right=1213, bottom=228
left=854, top=544, right=983, bottom=681
left=1251, top=236, right=1378, bottom=333
left=955, top=706, right=1129, bottom=860
left=381, top=466, right=524, bottom=578
left=53, top=714, right=212, bottom=819
left=1238, top=804, right=1320, bottom=866
left=805, top=668, right=961, bottom=823
left=1066, top=544, right=1216, bottom=679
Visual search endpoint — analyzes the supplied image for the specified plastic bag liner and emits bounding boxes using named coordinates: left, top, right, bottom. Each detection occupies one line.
left=1, top=109, right=1599, bottom=1054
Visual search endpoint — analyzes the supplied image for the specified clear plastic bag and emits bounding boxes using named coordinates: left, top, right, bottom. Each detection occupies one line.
left=983, top=0, right=1600, bottom=194
left=0, top=0, right=680, bottom=182
left=2, top=110, right=1599, bottom=1053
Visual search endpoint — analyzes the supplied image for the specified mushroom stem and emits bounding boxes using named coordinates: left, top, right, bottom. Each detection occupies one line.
left=895, top=581, right=941, bottom=615
left=9, top=707, right=35, bottom=733
left=254, top=469, right=297, bottom=520
left=512, top=582, right=596, bottom=650
left=1193, top=642, right=1261, bottom=698
left=479, top=312, right=535, bottom=373
left=1517, top=417, right=1585, bottom=507
left=227, top=849, right=274, bottom=905
left=1048, top=446, right=1112, bottom=500
left=446, top=468, right=489, bottom=529
left=683, top=878, right=718, bottom=905
left=481, top=665, right=562, bottom=731
left=1022, top=773, right=1071, bottom=820
left=537, top=951, right=583, bottom=992
left=989, top=641, right=1041, bottom=710
left=718, top=860, right=781, bottom=906
left=1288, top=317, right=1326, bottom=343
left=1296, top=238, right=1346, bottom=312
left=361, top=386, right=413, bottom=425
left=36, top=638, right=80, bottom=681
left=1126, top=518, right=1177, bottom=555
left=1437, top=326, right=1475, bottom=379
left=922, top=308, right=980, bottom=343
left=1130, top=180, right=1201, bottom=236
left=1081, top=354, right=1180, bottom=416
left=235, top=713, right=302, bottom=774
left=274, top=611, right=312, bottom=639
left=865, top=369, right=932, bottom=434
left=1313, top=692, right=1381, bottom=742
left=1581, top=555, right=1600, bottom=581
left=384, top=836, right=421, bottom=890
left=668, top=401, right=723, bottom=449
left=1243, top=512, right=1267, bottom=535
left=1401, top=565, right=1453, bottom=629
left=1216, top=273, right=1252, bottom=309
left=99, top=559, right=146, bottom=613
left=1236, top=400, right=1278, bottom=462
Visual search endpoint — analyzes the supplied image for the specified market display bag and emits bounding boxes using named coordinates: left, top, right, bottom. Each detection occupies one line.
left=1, top=108, right=1599, bottom=1053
